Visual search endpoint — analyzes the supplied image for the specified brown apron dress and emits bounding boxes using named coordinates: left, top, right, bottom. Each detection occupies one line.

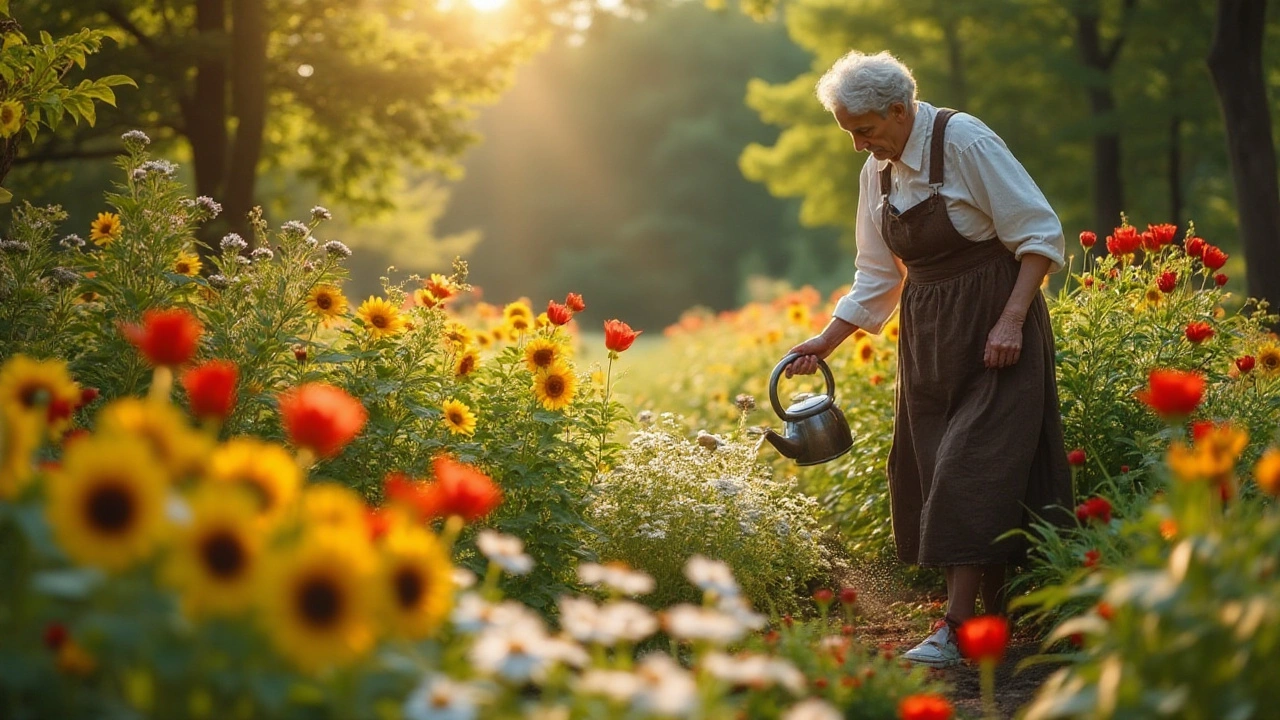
left=881, top=109, right=1073, bottom=567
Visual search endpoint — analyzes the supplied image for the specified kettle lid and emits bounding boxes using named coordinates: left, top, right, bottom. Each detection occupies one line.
left=786, top=394, right=830, bottom=416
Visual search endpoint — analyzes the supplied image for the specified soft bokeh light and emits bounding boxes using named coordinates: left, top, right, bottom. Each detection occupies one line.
left=468, top=0, right=508, bottom=12
left=296, top=64, right=314, bottom=78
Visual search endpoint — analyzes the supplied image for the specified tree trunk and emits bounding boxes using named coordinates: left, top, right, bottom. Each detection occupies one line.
left=183, top=0, right=228, bottom=204
left=223, top=0, right=268, bottom=241
left=1207, top=0, right=1280, bottom=327
left=941, top=14, right=968, bottom=111
left=1168, top=112, right=1183, bottom=225
left=1073, top=4, right=1131, bottom=236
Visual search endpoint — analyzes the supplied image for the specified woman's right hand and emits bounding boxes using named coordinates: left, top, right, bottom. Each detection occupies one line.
left=784, top=335, right=839, bottom=377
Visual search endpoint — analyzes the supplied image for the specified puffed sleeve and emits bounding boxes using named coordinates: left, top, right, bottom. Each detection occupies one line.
left=831, top=161, right=906, bottom=334
left=953, top=135, right=1066, bottom=273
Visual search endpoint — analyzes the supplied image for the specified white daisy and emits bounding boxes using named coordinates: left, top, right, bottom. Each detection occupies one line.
left=402, top=674, right=486, bottom=720
left=476, top=530, right=534, bottom=576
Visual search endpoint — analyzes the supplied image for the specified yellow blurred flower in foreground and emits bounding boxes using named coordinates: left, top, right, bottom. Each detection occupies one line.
left=356, top=297, right=405, bottom=340
left=0, top=354, right=80, bottom=438
left=259, top=530, right=377, bottom=673
left=1167, top=424, right=1248, bottom=485
left=377, top=523, right=454, bottom=640
left=442, top=398, right=477, bottom=436
left=166, top=487, right=263, bottom=617
left=46, top=435, right=168, bottom=572
left=97, top=398, right=211, bottom=482
left=302, top=483, right=368, bottom=536
left=90, top=212, right=123, bottom=246
left=1254, top=448, right=1280, bottom=496
left=207, top=438, right=302, bottom=528
left=533, top=362, right=577, bottom=412
left=0, top=409, right=38, bottom=499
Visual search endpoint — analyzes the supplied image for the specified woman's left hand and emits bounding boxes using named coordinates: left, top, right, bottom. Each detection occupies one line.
left=984, top=312, right=1024, bottom=368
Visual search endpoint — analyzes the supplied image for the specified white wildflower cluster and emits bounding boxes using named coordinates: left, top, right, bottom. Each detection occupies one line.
left=220, top=233, right=247, bottom=253
left=588, top=414, right=827, bottom=608
left=310, top=205, right=332, bottom=221
left=58, top=234, right=85, bottom=250
left=323, top=239, right=351, bottom=258
left=249, top=247, right=274, bottom=262
left=120, top=129, right=150, bottom=150
left=137, top=159, right=178, bottom=179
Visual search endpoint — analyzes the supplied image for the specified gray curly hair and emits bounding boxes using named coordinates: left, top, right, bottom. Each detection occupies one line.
left=816, top=51, right=917, bottom=116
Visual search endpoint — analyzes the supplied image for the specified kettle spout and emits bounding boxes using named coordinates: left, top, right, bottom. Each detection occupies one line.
left=761, top=428, right=801, bottom=459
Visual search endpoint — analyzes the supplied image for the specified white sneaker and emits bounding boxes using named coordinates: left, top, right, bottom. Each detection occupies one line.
left=902, top=620, right=963, bottom=668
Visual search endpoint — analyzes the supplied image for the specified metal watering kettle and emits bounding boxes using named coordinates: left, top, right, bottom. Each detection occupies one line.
left=760, top=352, right=854, bottom=466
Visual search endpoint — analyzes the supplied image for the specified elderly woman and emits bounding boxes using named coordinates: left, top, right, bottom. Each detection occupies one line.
left=784, top=51, right=1073, bottom=668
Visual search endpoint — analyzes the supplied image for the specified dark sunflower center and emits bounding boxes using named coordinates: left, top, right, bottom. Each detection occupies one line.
left=18, top=382, right=50, bottom=409
left=297, top=575, right=342, bottom=628
left=457, top=357, right=474, bottom=375
left=237, top=478, right=275, bottom=512
left=394, top=566, right=424, bottom=609
left=371, top=313, right=388, bottom=328
left=532, top=349, right=554, bottom=367
left=85, top=482, right=135, bottom=534
left=512, top=318, right=529, bottom=330
left=448, top=410, right=464, bottom=425
left=545, top=376, right=565, bottom=398
left=200, top=530, right=247, bottom=579
left=316, top=294, right=332, bottom=310
left=176, top=261, right=191, bottom=273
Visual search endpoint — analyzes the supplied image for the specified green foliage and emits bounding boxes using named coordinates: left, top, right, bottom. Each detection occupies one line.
left=588, top=413, right=828, bottom=613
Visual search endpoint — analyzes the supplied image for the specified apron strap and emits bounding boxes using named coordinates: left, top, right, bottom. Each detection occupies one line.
left=929, top=108, right=958, bottom=189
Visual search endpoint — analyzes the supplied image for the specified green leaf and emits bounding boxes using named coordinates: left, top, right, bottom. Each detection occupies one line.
left=0, top=186, right=11, bottom=204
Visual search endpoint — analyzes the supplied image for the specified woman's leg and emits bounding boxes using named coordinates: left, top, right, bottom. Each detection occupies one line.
left=945, top=565, right=982, bottom=623
left=980, top=563, right=1007, bottom=616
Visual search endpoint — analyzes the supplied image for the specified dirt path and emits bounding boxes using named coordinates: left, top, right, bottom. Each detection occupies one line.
left=836, top=560, right=1064, bottom=719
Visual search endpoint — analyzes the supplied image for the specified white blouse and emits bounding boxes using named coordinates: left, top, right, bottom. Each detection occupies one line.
left=831, top=101, right=1066, bottom=334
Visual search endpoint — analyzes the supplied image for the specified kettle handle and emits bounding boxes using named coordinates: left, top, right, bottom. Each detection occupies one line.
left=769, top=352, right=836, bottom=422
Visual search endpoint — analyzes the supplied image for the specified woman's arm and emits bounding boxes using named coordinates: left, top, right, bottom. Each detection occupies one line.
left=984, top=253, right=1052, bottom=368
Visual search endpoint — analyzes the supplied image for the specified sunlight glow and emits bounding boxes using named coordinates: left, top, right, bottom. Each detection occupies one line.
left=468, top=0, right=508, bottom=12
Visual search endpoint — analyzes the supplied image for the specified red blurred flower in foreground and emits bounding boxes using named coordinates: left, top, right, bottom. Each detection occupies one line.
left=420, top=455, right=502, bottom=522
left=898, top=693, right=954, bottom=720
left=839, top=587, right=858, bottom=605
left=43, top=623, right=68, bottom=650
left=181, top=360, right=239, bottom=422
left=76, top=386, right=99, bottom=410
left=1067, top=448, right=1087, bottom=467
left=1185, top=321, right=1214, bottom=344
left=1083, top=549, right=1101, bottom=568
left=121, top=308, right=203, bottom=367
left=1202, top=245, right=1228, bottom=270
left=958, top=615, right=1009, bottom=663
left=604, top=319, right=641, bottom=354
left=1075, top=496, right=1112, bottom=524
left=1185, top=236, right=1207, bottom=259
left=546, top=301, right=572, bottom=326
left=565, top=292, right=586, bottom=312
left=277, top=383, right=368, bottom=458
left=1157, top=271, right=1177, bottom=293
left=812, top=588, right=834, bottom=607
left=1136, top=369, right=1205, bottom=419
left=1236, top=355, right=1256, bottom=374
left=1078, top=230, right=1096, bottom=249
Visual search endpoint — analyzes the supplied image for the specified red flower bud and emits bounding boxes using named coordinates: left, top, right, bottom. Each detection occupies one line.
left=1202, top=245, right=1228, bottom=270
left=603, top=319, right=641, bottom=353
left=565, top=292, right=586, bottom=313
left=180, top=360, right=239, bottom=422
left=1214, top=273, right=1228, bottom=287
left=546, top=301, right=572, bottom=326
left=1083, top=548, right=1101, bottom=568
left=957, top=615, right=1009, bottom=663
left=1120, top=465, right=1130, bottom=474
left=1067, top=448, right=1087, bottom=466
left=1236, top=355, right=1256, bottom=373
left=1078, top=230, right=1097, bottom=249
left=1185, top=236, right=1207, bottom=259
left=812, top=588, right=834, bottom=606
left=1185, top=321, right=1214, bottom=344
left=839, top=587, right=858, bottom=605
left=1157, top=271, right=1176, bottom=293
left=1075, top=496, right=1112, bottom=524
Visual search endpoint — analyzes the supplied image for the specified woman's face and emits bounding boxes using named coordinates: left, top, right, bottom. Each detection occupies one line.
left=833, top=102, right=913, bottom=161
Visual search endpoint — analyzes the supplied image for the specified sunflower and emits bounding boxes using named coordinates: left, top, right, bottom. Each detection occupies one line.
left=0, top=354, right=80, bottom=437
left=97, top=398, right=211, bottom=482
left=453, top=349, right=480, bottom=379
left=357, top=297, right=405, bottom=340
left=441, top=399, right=476, bottom=436
left=1, top=409, right=39, bottom=499
left=412, top=288, right=437, bottom=308
left=174, top=251, right=203, bottom=277
left=533, top=362, right=577, bottom=412
left=165, top=487, right=262, bottom=617
left=46, top=435, right=168, bottom=572
left=505, top=315, right=533, bottom=337
left=377, top=523, right=453, bottom=640
left=852, top=337, right=876, bottom=365
left=523, top=337, right=567, bottom=373
left=1258, top=344, right=1280, bottom=376
left=306, top=285, right=349, bottom=322
left=302, top=483, right=368, bottom=537
left=442, top=321, right=472, bottom=349
left=259, top=530, right=377, bottom=673
left=89, top=212, right=123, bottom=247
left=489, top=328, right=507, bottom=346
left=503, top=301, right=533, bottom=323
left=472, top=331, right=493, bottom=350
left=0, top=100, right=23, bottom=138
left=785, top=303, right=810, bottom=328
left=883, top=317, right=901, bottom=343
left=207, top=438, right=302, bottom=528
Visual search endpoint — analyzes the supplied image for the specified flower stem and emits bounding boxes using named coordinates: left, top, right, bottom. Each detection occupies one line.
left=148, top=366, right=173, bottom=403
left=980, top=658, right=997, bottom=720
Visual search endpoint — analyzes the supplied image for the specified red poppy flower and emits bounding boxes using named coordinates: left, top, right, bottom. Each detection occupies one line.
left=1083, top=549, right=1101, bottom=568
left=1214, top=273, right=1228, bottom=287
left=416, top=455, right=502, bottom=523
left=546, top=301, right=572, bottom=326
left=898, top=694, right=953, bottom=720
left=957, top=615, right=1009, bottom=663
left=1067, top=448, right=1087, bottom=466
left=839, top=587, right=858, bottom=605
left=1140, top=230, right=1159, bottom=252
left=1202, top=246, right=1228, bottom=270
left=1185, top=236, right=1206, bottom=259
left=277, top=383, right=368, bottom=458
left=1236, top=355, right=1255, bottom=373
left=1148, top=223, right=1177, bottom=246
left=180, top=360, right=239, bottom=422
left=812, top=588, right=834, bottom=606
left=1075, top=496, right=1112, bottom=524
left=76, top=386, right=99, bottom=410
left=1157, top=271, right=1177, bottom=293
left=121, top=308, right=203, bottom=367
left=565, top=292, right=586, bottom=312
left=1078, top=231, right=1097, bottom=249
left=1136, top=369, right=1205, bottom=419
left=1185, top=321, right=1214, bottom=344
left=1106, top=225, right=1141, bottom=256
left=604, top=319, right=642, bottom=353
